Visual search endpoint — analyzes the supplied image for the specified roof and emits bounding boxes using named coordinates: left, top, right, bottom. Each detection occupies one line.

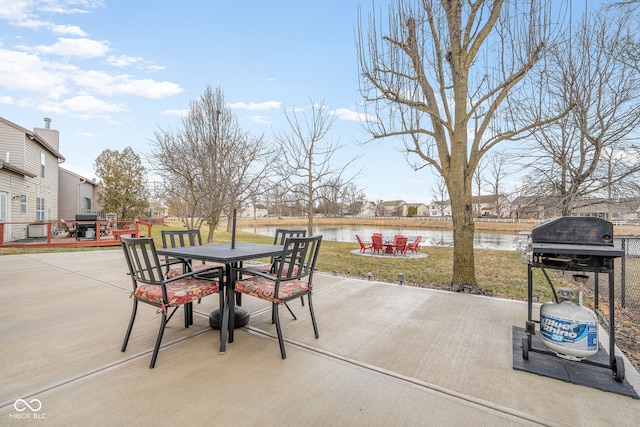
left=0, top=160, right=37, bottom=178
left=0, top=116, right=65, bottom=161
left=59, top=167, right=99, bottom=186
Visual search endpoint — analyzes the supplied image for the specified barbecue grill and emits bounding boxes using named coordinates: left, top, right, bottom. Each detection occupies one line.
left=522, top=216, right=626, bottom=380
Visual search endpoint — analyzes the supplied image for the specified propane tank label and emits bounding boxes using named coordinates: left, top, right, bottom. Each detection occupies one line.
left=540, top=315, right=598, bottom=350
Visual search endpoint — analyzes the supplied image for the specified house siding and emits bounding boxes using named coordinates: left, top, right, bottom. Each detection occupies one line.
left=58, top=168, right=100, bottom=220
left=24, top=140, right=59, bottom=221
left=1, top=118, right=63, bottom=241
left=0, top=122, right=25, bottom=167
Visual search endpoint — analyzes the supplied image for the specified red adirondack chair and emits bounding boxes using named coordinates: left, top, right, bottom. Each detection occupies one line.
left=356, top=234, right=373, bottom=253
left=406, top=235, right=423, bottom=253
left=393, top=235, right=408, bottom=256
left=371, top=234, right=384, bottom=255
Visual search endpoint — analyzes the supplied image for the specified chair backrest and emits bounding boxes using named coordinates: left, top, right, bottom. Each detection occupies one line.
left=355, top=234, right=365, bottom=248
left=120, top=237, right=165, bottom=288
left=394, top=236, right=408, bottom=250
left=371, top=234, right=383, bottom=249
left=161, top=229, right=203, bottom=248
left=273, top=229, right=306, bottom=245
left=274, top=235, right=322, bottom=281
left=410, top=235, right=422, bottom=248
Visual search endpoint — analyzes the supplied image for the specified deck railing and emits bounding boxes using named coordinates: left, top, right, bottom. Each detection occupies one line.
left=0, top=219, right=152, bottom=247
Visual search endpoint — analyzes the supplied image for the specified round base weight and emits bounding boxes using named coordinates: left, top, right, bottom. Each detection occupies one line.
left=209, top=308, right=250, bottom=329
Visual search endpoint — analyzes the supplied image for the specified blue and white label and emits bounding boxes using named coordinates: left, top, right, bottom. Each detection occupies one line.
left=540, top=315, right=598, bottom=351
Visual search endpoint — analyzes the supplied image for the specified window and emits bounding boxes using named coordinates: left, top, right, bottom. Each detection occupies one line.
left=83, top=197, right=92, bottom=211
left=40, top=152, right=45, bottom=178
left=36, top=197, right=45, bottom=221
left=0, top=193, right=7, bottom=223
left=20, top=195, right=26, bottom=214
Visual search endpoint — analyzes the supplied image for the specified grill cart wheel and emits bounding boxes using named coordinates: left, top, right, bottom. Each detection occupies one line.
left=613, top=355, right=625, bottom=382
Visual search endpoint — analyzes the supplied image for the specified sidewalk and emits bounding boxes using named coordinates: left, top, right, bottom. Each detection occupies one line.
left=1, top=250, right=639, bottom=426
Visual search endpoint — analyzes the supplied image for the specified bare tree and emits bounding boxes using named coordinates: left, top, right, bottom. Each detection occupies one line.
left=150, top=85, right=275, bottom=242
left=273, top=101, right=360, bottom=235
left=431, top=177, right=448, bottom=217
left=357, top=1, right=564, bottom=289
left=485, top=151, right=510, bottom=218
left=342, top=182, right=367, bottom=215
left=473, top=157, right=486, bottom=216
left=519, top=8, right=640, bottom=216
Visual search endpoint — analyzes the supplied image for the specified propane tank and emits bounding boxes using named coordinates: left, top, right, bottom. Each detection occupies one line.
left=540, top=294, right=598, bottom=361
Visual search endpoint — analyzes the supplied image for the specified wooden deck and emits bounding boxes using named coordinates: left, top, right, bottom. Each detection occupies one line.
left=2, top=235, right=125, bottom=248
left=0, top=220, right=152, bottom=249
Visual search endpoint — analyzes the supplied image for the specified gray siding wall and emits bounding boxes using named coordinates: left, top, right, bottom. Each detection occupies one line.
left=59, top=168, right=101, bottom=220
left=0, top=121, right=25, bottom=167
left=23, top=140, right=59, bottom=221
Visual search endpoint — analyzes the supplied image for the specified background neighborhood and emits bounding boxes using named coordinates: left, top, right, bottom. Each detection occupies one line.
left=2, top=116, right=640, bottom=242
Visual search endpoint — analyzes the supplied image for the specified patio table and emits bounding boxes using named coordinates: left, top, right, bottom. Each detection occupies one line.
left=157, top=242, right=284, bottom=354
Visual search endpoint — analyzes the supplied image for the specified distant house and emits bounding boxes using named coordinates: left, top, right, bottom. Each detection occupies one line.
left=429, top=201, right=452, bottom=217
left=358, top=201, right=378, bottom=216
left=58, top=167, right=101, bottom=220
left=572, top=198, right=640, bottom=222
left=406, top=203, right=429, bottom=217
left=511, top=196, right=545, bottom=219
left=472, top=194, right=512, bottom=218
left=378, top=200, right=407, bottom=217
left=0, top=117, right=65, bottom=241
left=239, top=204, right=269, bottom=218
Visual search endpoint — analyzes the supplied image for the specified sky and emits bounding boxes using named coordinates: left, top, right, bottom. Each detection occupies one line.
left=0, top=1, right=608, bottom=205
left=0, top=0, right=439, bottom=204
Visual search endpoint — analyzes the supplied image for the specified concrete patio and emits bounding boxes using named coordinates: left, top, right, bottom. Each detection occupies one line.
left=1, top=250, right=639, bottom=426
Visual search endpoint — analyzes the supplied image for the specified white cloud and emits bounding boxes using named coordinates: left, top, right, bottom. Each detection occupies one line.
left=230, top=101, right=281, bottom=111
left=162, top=109, right=188, bottom=117
left=32, top=37, right=109, bottom=57
left=332, top=107, right=379, bottom=123
left=0, top=48, right=70, bottom=99
left=50, top=24, right=87, bottom=36
left=14, top=18, right=49, bottom=30
left=41, top=95, right=124, bottom=114
left=0, top=1, right=182, bottom=119
left=106, top=54, right=164, bottom=71
left=71, top=70, right=183, bottom=98
left=0, top=0, right=31, bottom=21
left=39, top=1, right=105, bottom=15
left=107, top=54, right=143, bottom=68
left=248, top=115, right=270, bottom=125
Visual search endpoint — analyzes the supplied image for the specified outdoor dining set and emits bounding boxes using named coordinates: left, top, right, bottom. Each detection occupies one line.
left=119, top=228, right=321, bottom=368
left=356, top=234, right=422, bottom=256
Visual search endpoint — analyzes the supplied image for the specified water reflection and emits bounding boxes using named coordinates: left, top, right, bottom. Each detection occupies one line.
left=240, top=225, right=527, bottom=251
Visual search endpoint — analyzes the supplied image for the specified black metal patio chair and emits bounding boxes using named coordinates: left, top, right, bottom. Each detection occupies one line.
left=120, top=237, right=224, bottom=368
left=233, top=235, right=322, bottom=359
left=161, top=229, right=223, bottom=278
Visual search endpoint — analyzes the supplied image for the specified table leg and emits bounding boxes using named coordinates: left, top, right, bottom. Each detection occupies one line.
left=219, top=263, right=231, bottom=354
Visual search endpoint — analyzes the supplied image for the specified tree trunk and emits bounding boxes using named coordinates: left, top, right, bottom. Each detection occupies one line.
left=447, top=141, right=477, bottom=290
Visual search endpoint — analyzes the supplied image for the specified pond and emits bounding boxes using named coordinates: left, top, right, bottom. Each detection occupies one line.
left=240, top=225, right=528, bottom=251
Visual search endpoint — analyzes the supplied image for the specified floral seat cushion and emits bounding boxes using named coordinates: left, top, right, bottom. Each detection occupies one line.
left=134, top=278, right=219, bottom=308
left=235, top=275, right=309, bottom=303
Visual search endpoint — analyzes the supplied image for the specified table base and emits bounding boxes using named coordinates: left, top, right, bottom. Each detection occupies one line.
left=209, top=308, right=250, bottom=330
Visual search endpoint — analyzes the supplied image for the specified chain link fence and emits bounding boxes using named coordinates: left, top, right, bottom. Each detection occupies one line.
left=615, top=236, right=640, bottom=320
